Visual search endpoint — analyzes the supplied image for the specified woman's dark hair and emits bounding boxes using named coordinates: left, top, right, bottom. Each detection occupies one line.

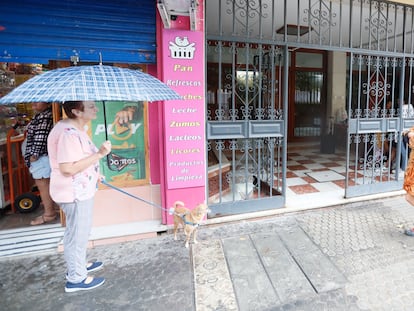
left=62, top=101, right=84, bottom=119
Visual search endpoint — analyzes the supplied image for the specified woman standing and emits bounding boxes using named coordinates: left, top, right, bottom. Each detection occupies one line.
left=47, top=100, right=111, bottom=292
left=23, top=102, right=57, bottom=225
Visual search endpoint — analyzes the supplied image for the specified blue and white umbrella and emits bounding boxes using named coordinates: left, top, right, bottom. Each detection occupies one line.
left=0, top=65, right=180, bottom=104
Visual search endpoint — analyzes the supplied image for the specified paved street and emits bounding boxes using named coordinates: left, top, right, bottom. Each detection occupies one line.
left=2, top=195, right=414, bottom=310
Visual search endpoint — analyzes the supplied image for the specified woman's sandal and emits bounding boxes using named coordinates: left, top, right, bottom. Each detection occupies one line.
left=30, top=214, right=57, bottom=226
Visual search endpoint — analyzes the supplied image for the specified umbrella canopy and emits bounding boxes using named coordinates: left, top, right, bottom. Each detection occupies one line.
left=0, top=65, right=180, bottom=104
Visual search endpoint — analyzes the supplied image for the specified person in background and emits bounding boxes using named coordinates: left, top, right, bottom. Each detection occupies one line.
left=47, top=100, right=111, bottom=292
left=384, top=98, right=414, bottom=171
left=383, top=99, right=397, bottom=171
left=23, top=102, right=57, bottom=225
left=403, top=127, right=414, bottom=236
left=400, top=98, right=414, bottom=171
left=401, top=98, right=414, bottom=119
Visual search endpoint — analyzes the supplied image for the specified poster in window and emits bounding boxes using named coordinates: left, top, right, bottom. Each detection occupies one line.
left=90, top=101, right=148, bottom=187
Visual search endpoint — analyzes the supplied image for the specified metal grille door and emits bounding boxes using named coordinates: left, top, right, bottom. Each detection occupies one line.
left=206, top=42, right=287, bottom=217
left=346, top=53, right=414, bottom=197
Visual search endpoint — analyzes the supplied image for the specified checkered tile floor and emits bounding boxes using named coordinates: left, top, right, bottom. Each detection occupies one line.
left=286, top=147, right=404, bottom=196
left=286, top=150, right=348, bottom=195
left=212, top=145, right=403, bottom=206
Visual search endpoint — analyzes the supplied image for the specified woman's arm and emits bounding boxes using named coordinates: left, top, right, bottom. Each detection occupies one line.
left=59, top=140, right=111, bottom=177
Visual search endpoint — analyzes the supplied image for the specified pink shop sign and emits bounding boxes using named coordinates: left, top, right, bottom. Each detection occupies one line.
left=162, top=29, right=206, bottom=189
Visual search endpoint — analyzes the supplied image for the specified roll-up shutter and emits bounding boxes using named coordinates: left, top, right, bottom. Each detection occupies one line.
left=0, top=0, right=156, bottom=64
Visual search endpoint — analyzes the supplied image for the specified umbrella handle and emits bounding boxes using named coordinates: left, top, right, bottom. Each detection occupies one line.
left=101, top=101, right=113, bottom=170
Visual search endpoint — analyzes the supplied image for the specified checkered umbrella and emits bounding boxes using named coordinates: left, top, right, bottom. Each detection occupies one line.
left=0, top=65, right=180, bottom=104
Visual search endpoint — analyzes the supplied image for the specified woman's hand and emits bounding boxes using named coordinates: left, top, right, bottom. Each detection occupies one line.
left=98, top=140, right=112, bottom=158
left=59, top=141, right=112, bottom=177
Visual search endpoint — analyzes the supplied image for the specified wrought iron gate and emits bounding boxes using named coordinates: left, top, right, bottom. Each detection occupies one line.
left=346, top=53, right=414, bottom=197
left=206, top=43, right=286, bottom=216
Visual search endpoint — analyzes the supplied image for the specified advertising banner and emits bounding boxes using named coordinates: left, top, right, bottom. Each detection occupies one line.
left=90, top=101, right=148, bottom=187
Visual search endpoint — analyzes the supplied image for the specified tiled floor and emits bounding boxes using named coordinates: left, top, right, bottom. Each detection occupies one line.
left=208, top=146, right=355, bottom=205
left=209, top=143, right=388, bottom=204
left=285, top=149, right=348, bottom=195
left=284, top=147, right=362, bottom=210
left=286, top=145, right=405, bottom=196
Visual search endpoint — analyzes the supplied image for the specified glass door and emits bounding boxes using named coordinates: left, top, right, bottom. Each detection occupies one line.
left=294, top=71, right=324, bottom=137
left=289, top=51, right=326, bottom=141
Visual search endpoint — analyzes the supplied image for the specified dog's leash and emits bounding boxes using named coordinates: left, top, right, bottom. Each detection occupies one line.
left=101, top=180, right=175, bottom=215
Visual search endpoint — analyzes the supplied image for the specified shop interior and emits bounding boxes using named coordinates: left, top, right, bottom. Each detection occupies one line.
left=0, top=62, right=60, bottom=229
left=0, top=61, right=149, bottom=231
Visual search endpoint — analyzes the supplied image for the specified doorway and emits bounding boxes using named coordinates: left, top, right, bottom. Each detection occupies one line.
left=289, top=50, right=327, bottom=141
left=205, top=44, right=333, bottom=217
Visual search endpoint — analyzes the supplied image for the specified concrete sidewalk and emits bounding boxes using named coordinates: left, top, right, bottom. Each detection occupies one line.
left=2, top=195, right=414, bottom=310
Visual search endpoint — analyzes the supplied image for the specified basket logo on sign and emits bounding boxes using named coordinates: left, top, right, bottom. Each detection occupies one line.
left=108, top=152, right=137, bottom=171
left=169, top=37, right=196, bottom=59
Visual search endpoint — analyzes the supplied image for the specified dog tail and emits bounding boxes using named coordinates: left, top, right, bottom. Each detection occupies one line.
left=168, top=201, right=185, bottom=215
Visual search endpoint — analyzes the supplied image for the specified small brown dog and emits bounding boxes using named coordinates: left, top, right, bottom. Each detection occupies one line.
left=171, top=201, right=210, bottom=248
